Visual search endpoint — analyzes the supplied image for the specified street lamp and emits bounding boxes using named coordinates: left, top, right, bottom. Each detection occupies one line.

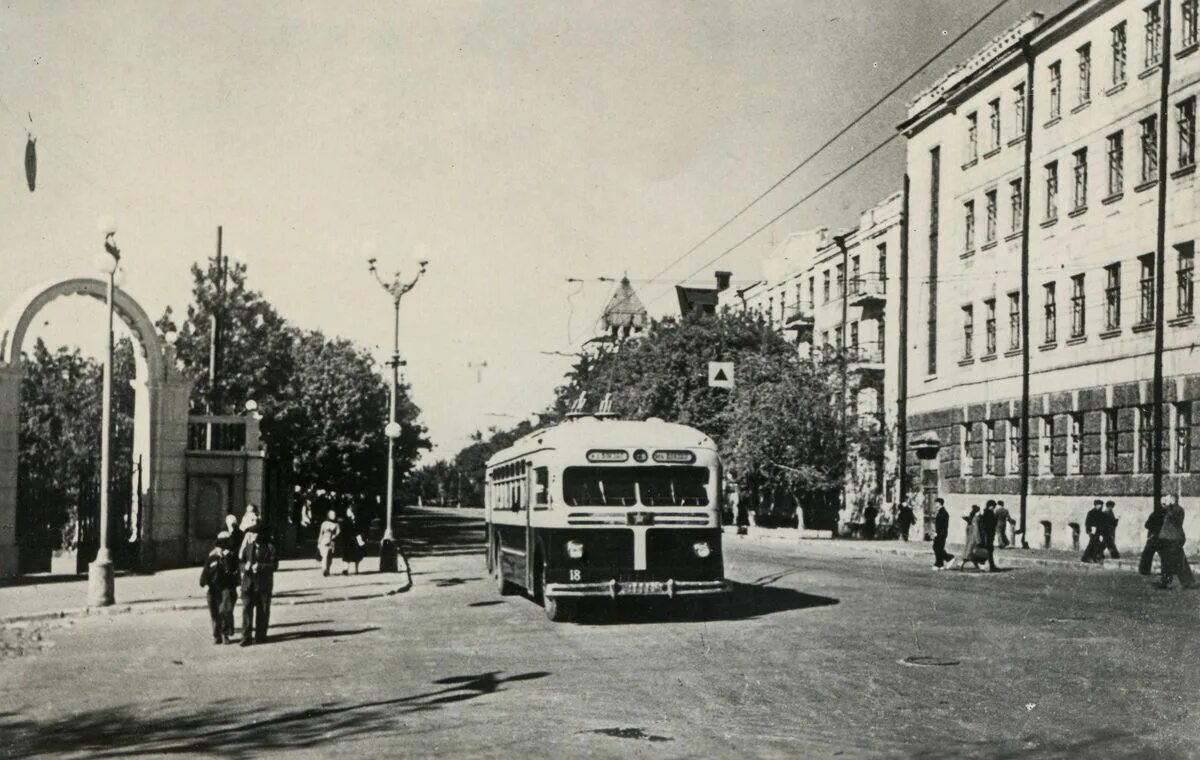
left=88, top=216, right=120, bottom=607
left=368, top=246, right=429, bottom=572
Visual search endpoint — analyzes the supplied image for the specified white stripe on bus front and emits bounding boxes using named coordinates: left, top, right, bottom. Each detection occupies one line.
left=632, top=526, right=647, bottom=571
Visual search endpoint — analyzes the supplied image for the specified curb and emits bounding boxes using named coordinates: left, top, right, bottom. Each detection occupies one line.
left=0, top=581, right=412, bottom=627
left=723, top=527, right=1170, bottom=574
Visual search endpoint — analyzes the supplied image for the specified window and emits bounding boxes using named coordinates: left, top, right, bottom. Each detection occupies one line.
left=562, top=467, right=708, bottom=507
left=1138, top=405, right=1155, bottom=473
left=966, top=112, right=978, bottom=163
left=823, top=270, right=831, bottom=303
left=1078, top=44, right=1092, bottom=104
left=808, top=277, right=815, bottom=311
left=1145, top=2, right=1162, bottom=68
left=1040, top=415, right=1055, bottom=476
left=1045, top=161, right=1059, bottom=220
left=1108, top=131, right=1124, bottom=196
left=1072, top=148, right=1088, bottom=210
left=984, top=298, right=997, bottom=355
left=1010, top=178, right=1023, bottom=233
left=1176, top=401, right=1193, bottom=472
left=1139, top=253, right=1155, bottom=326
left=1104, top=408, right=1119, bottom=472
left=1007, top=419, right=1021, bottom=473
left=1071, top=273, right=1086, bottom=337
left=1142, top=115, right=1159, bottom=183
left=534, top=467, right=549, bottom=505
left=1048, top=61, right=1062, bottom=119
left=1185, top=0, right=1199, bottom=48
left=1069, top=413, right=1083, bottom=475
left=1113, top=22, right=1128, bottom=85
left=984, top=421, right=995, bottom=474
left=985, top=189, right=997, bottom=243
left=1008, top=291, right=1021, bottom=350
left=1178, top=97, right=1196, bottom=168
left=836, top=263, right=845, bottom=298
left=851, top=255, right=861, bottom=294
left=1014, top=82, right=1026, bottom=137
left=988, top=99, right=1001, bottom=151
left=1179, top=242, right=1195, bottom=317
left=1044, top=282, right=1057, bottom=343
left=877, top=243, right=887, bottom=293
left=963, top=304, right=974, bottom=359
left=964, top=200, right=975, bottom=251
left=961, top=423, right=973, bottom=473
left=1105, top=263, right=1122, bottom=330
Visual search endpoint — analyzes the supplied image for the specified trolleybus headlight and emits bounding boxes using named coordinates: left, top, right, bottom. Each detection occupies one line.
left=692, top=541, right=712, bottom=559
left=566, top=540, right=585, bottom=559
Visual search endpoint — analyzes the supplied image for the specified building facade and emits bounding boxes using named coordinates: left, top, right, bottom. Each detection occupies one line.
left=897, top=0, right=1200, bottom=551
left=717, top=193, right=904, bottom=523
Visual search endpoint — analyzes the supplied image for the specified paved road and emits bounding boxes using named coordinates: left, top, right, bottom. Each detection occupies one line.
left=3, top=508, right=1198, bottom=759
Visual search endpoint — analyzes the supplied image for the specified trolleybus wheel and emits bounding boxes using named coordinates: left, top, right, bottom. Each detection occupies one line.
left=494, top=544, right=514, bottom=596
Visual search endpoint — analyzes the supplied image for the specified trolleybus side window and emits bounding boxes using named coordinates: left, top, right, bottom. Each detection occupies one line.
left=534, top=467, right=549, bottom=506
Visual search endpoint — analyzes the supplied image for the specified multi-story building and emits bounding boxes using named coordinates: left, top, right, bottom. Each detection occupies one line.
left=897, top=0, right=1200, bottom=551
left=717, top=192, right=903, bottom=523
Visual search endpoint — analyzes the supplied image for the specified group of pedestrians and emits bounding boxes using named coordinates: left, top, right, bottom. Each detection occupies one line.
left=315, top=505, right=366, bottom=576
left=198, top=505, right=278, bottom=646
left=1139, top=500, right=1195, bottom=589
left=1080, top=500, right=1121, bottom=563
left=930, top=498, right=1013, bottom=572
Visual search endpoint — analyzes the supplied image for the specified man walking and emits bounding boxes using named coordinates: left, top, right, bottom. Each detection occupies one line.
left=239, top=524, right=279, bottom=646
left=931, top=498, right=954, bottom=569
left=199, top=532, right=238, bottom=645
left=896, top=502, right=916, bottom=542
left=994, top=500, right=1012, bottom=548
left=1100, top=501, right=1121, bottom=559
left=979, top=501, right=1000, bottom=572
left=1157, top=501, right=1196, bottom=589
left=1081, top=500, right=1105, bottom=563
left=1139, top=502, right=1166, bottom=575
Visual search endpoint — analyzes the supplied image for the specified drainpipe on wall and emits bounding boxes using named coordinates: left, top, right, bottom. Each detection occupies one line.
left=1153, top=1, right=1173, bottom=511
left=1018, top=39, right=1036, bottom=549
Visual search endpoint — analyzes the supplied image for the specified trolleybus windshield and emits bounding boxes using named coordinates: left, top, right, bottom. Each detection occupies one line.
left=562, top=466, right=709, bottom=507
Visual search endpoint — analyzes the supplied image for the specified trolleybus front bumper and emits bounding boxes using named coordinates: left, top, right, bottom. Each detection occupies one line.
left=545, top=578, right=730, bottom=598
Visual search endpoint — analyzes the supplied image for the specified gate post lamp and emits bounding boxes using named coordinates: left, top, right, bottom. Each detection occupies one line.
left=88, top=216, right=120, bottom=607
left=368, top=248, right=429, bottom=572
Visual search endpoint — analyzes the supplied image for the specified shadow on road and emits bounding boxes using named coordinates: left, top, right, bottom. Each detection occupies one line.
left=0, top=670, right=551, bottom=759
left=916, top=728, right=1174, bottom=759
left=567, top=582, right=839, bottom=625
left=265, top=626, right=380, bottom=644
left=396, top=510, right=485, bottom=559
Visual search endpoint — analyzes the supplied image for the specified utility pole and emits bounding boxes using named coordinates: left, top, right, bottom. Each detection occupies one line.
left=208, top=226, right=224, bottom=420
left=1153, top=1, right=1173, bottom=511
left=1018, top=39, right=1036, bottom=549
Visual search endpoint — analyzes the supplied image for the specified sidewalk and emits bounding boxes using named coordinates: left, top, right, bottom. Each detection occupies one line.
left=0, top=559, right=410, bottom=625
left=722, top=525, right=1188, bottom=573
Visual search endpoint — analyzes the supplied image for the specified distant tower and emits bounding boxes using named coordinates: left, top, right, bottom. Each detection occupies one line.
left=600, top=276, right=649, bottom=341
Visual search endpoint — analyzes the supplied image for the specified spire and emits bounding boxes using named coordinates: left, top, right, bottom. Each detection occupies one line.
left=600, top=275, right=648, bottom=340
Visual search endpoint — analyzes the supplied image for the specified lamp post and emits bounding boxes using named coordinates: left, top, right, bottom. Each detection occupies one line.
left=88, top=217, right=120, bottom=607
left=368, top=248, right=429, bottom=572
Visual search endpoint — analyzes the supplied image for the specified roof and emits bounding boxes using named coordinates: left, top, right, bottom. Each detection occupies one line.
left=601, top=276, right=649, bottom=331
left=487, top=417, right=717, bottom=467
left=675, top=285, right=718, bottom=315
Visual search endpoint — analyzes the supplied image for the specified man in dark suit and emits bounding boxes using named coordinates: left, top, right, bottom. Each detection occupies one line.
left=979, top=501, right=1000, bottom=572
left=1081, top=499, right=1105, bottom=563
left=932, top=498, right=954, bottom=570
left=1100, top=500, right=1120, bottom=559
left=1139, top=502, right=1166, bottom=575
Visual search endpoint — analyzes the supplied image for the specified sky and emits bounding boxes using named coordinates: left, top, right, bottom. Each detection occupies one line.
left=0, top=0, right=1070, bottom=460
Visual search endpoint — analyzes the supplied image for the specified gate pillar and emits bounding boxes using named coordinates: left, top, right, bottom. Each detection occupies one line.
left=0, top=362, right=21, bottom=577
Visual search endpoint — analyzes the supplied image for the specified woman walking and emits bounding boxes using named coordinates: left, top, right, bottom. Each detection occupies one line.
left=340, top=505, right=365, bottom=575
left=317, top=510, right=340, bottom=577
left=958, top=505, right=984, bottom=571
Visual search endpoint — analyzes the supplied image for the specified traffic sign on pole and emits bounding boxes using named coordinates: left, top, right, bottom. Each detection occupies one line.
left=708, top=362, right=734, bottom=389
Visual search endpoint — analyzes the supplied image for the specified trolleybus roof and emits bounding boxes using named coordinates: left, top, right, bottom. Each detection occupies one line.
left=486, top=416, right=717, bottom=468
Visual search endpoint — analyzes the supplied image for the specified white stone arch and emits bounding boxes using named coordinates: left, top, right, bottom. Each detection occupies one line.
left=0, top=278, right=192, bottom=576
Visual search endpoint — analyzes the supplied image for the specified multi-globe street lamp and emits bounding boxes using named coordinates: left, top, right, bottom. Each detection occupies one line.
left=367, top=246, right=429, bottom=572
left=88, top=216, right=121, bottom=607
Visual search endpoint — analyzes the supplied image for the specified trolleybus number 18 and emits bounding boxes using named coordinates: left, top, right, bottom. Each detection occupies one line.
left=569, top=569, right=582, bottom=581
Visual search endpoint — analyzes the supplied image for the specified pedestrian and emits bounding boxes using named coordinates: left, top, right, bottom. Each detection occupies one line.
left=1081, top=499, right=1105, bottom=563
left=994, top=500, right=1013, bottom=548
left=979, top=501, right=1000, bottom=572
left=958, top=505, right=984, bottom=571
left=1157, top=501, right=1196, bottom=589
left=239, top=524, right=278, bottom=645
left=199, top=532, right=238, bottom=645
left=1100, top=500, right=1121, bottom=559
left=240, top=503, right=260, bottom=533
left=896, top=502, right=916, bottom=542
left=931, top=498, right=955, bottom=569
left=317, top=509, right=340, bottom=576
left=1139, top=502, right=1166, bottom=576
left=224, top=514, right=243, bottom=561
left=863, top=502, right=879, bottom=540
left=340, top=504, right=364, bottom=575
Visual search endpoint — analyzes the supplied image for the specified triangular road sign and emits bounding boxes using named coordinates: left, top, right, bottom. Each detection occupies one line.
left=708, top=361, right=735, bottom=389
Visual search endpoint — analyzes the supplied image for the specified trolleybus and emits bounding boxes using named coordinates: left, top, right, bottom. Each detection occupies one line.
left=484, top=414, right=729, bottom=621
